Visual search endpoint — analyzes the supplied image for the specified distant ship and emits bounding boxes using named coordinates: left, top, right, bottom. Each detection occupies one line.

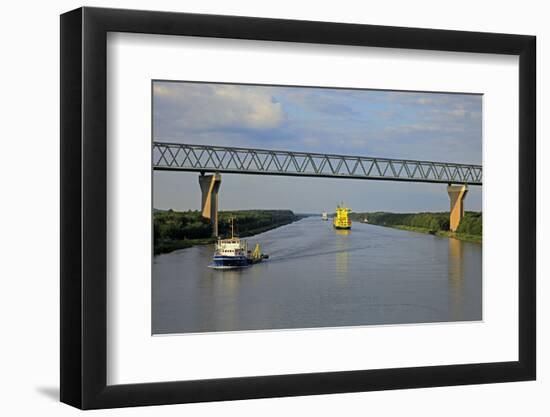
left=333, top=203, right=352, bottom=230
left=362, top=216, right=368, bottom=223
left=209, top=218, right=268, bottom=270
left=321, top=211, right=329, bottom=221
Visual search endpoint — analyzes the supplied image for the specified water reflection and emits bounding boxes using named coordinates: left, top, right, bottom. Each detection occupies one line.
left=334, top=229, right=350, bottom=284
left=448, top=237, right=464, bottom=320
left=210, top=270, right=240, bottom=331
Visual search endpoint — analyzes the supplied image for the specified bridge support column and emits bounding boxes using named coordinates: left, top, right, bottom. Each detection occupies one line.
left=447, top=184, right=468, bottom=232
left=199, top=174, right=222, bottom=237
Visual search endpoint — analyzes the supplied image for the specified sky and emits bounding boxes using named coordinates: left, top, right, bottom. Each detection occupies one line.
left=153, top=81, right=482, bottom=213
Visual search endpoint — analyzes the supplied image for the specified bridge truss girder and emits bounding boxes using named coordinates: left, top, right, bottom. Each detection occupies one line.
left=153, top=142, right=482, bottom=185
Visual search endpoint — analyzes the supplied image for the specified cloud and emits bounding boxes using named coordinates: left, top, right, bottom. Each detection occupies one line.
left=153, top=82, right=285, bottom=134
left=281, top=89, right=360, bottom=116
left=385, top=123, right=465, bottom=134
left=153, top=81, right=481, bottom=164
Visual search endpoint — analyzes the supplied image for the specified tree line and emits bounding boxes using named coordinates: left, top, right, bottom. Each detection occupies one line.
left=350, top=211, right=482, bottom=239
left=154, top=209, right=298, bottom=254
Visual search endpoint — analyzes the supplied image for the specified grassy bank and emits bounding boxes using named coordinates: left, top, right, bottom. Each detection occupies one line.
left=154, top=209, right=299, bottom=255
left=391, top=225, right=482, bottom=243
left=350, top=211, right=482, bottom=243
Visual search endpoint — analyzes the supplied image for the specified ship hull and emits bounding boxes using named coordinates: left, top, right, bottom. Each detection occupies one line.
left=209, top=255, right=249, bottom=270
left=333, top=224, right=351, bottom=230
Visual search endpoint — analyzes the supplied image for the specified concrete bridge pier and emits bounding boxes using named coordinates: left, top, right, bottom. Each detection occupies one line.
left=199, top=173, right=222, bottom=237
left=447, top=184, right=468, bottom=232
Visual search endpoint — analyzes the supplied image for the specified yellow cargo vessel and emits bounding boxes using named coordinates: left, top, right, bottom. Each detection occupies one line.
left=333, top=203, right=352, bottom=230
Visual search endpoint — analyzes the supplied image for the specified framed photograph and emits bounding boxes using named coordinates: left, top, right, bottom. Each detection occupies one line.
left=60, top=7, right=536, bottom=409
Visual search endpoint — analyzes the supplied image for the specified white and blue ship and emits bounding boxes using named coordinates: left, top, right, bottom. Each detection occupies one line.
left=209, top=218, right=268, bottom=270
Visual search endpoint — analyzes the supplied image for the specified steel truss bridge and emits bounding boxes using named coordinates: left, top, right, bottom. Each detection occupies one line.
left=153, top=142, right=482, bottom=185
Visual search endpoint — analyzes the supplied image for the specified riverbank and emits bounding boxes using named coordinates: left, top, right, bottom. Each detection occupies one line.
left=154, top=209, right=301, bottom=255
left=351, top=211, right=482, bottom=244
left=390, top=225, right=482, bottom=243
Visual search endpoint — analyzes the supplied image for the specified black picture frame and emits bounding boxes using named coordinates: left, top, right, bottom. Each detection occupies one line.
left=60, top=6, right=536, bottom=410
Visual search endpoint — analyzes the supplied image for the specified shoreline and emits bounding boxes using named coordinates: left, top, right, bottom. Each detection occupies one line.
left=370, top=223, right=482, bottom=244
left=154, top=217, right=302, bottom=255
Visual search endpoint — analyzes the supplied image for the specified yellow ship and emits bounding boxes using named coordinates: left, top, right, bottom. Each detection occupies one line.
left=333, top=203, right=352, bottom=230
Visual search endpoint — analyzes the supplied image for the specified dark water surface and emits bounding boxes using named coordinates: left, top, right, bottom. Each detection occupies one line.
left=152, top=217, right=482, bottom=334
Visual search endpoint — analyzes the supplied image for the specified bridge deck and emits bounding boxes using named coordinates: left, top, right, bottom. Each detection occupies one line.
left=153, top=142, right=482, bottom=185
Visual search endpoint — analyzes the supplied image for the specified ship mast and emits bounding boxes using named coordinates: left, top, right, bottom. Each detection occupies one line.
left=229, top=216, right=235, bottom=239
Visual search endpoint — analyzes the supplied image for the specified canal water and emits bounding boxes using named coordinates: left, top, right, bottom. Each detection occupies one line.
left=152, top=217, right=482, bottom=334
